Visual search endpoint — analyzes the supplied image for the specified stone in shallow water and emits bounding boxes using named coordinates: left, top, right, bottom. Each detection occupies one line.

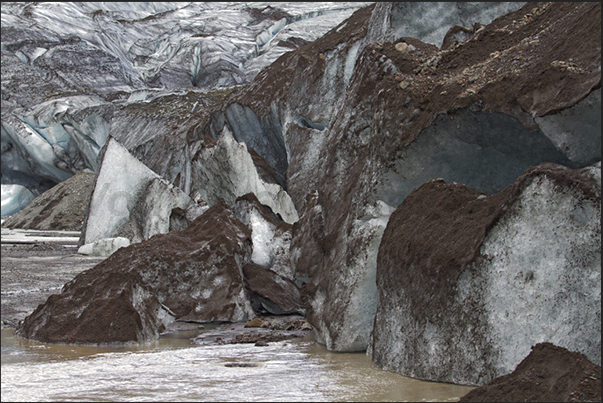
left=243, top=263, right=304, bottom=316
left=244, top=317, right=263, bottom=328
left=224, top=362, right=259, bottom=367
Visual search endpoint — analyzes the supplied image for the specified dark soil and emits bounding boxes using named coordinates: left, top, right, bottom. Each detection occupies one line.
left=459, top=342, right=602, bottom=402
left=1, top=172, right=95, bottom=231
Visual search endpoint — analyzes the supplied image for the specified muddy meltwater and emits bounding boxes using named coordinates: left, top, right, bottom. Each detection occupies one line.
left=1, top=327, right=473, bottom=402
left=0, top=230, right=473, bottom=401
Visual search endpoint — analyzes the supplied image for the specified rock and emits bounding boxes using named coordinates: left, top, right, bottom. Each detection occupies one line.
left=394, top=42, right=408, bottom=54
left=243, top=263, right=304, bottom=316
left=1, top=172, right=95, bottom=230
left=167, top=203, right=209, bottom=232
left=16, top=201, right=255, bottom=344
left=255, top=340, right=269, bottom=347
left=459, top=343, right=602, bottom=402
left=225, top=362, right=258, bottom=367
left=300, top=321, right=313, bottom=331
left=80, top=137, right=198, bottom=245
left=16, top=271, right=173, bottom=344
left=77, top=237, right=130, bottom=257
left=441, top=25, right=475, bottom=50
left=244, top=317, right=263, bottom=328
left=370, top=162, right=601, bottom=386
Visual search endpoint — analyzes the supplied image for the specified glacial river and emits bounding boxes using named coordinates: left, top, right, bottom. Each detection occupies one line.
left=1, top=327, right=474, bottom=402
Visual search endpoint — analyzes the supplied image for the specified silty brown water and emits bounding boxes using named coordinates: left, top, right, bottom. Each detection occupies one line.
left=1, top=327, right=474, bottom=402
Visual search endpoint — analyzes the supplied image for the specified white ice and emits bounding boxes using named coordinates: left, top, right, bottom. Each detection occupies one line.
left=1, top=184, right=36, bottom=217
left=78, top=237, right=131, bottom=257
left=249, top=209, right=276, bottom=268
left=192, top=127, right=299, bottom=224
left=83, top=138, right=160, bottom=244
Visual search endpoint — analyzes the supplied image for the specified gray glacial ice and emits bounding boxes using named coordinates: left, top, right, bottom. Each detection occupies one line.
left=0, top=184, right=35, bottom=217
left=1, top=2, right=370, bottom=213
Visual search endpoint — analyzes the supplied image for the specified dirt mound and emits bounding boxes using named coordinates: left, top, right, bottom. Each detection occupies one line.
left=2, top=172, right=95, bottom=231
left=459, top=342, right=602, bottom=402
left=16, top=201, right=254, bottom=344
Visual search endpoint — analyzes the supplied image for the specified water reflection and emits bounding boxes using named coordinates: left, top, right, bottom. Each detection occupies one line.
left=1, top=328, right=473, bottom=402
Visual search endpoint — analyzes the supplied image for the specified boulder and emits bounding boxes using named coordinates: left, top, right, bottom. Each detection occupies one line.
left=370, top=162, right=601, bottom=386
left=244, top=317, right=263, bottom=328
left=17, top=201, right=255, bottom=344
left=459, top=343, right=601, bottom=402
left=16, top=271, right=173, bottom=344
left=243, top=263, right=304, bottom=316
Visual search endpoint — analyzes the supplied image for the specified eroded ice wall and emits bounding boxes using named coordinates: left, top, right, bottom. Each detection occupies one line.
left=190, top=126, right=298, bottom=224
left=371, top=163, right=601, bottom=386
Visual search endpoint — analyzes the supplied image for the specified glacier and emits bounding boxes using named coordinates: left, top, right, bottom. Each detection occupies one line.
left=1, top=2, right=371, bottom=215
left=4, top=4, right=600, bottom=393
